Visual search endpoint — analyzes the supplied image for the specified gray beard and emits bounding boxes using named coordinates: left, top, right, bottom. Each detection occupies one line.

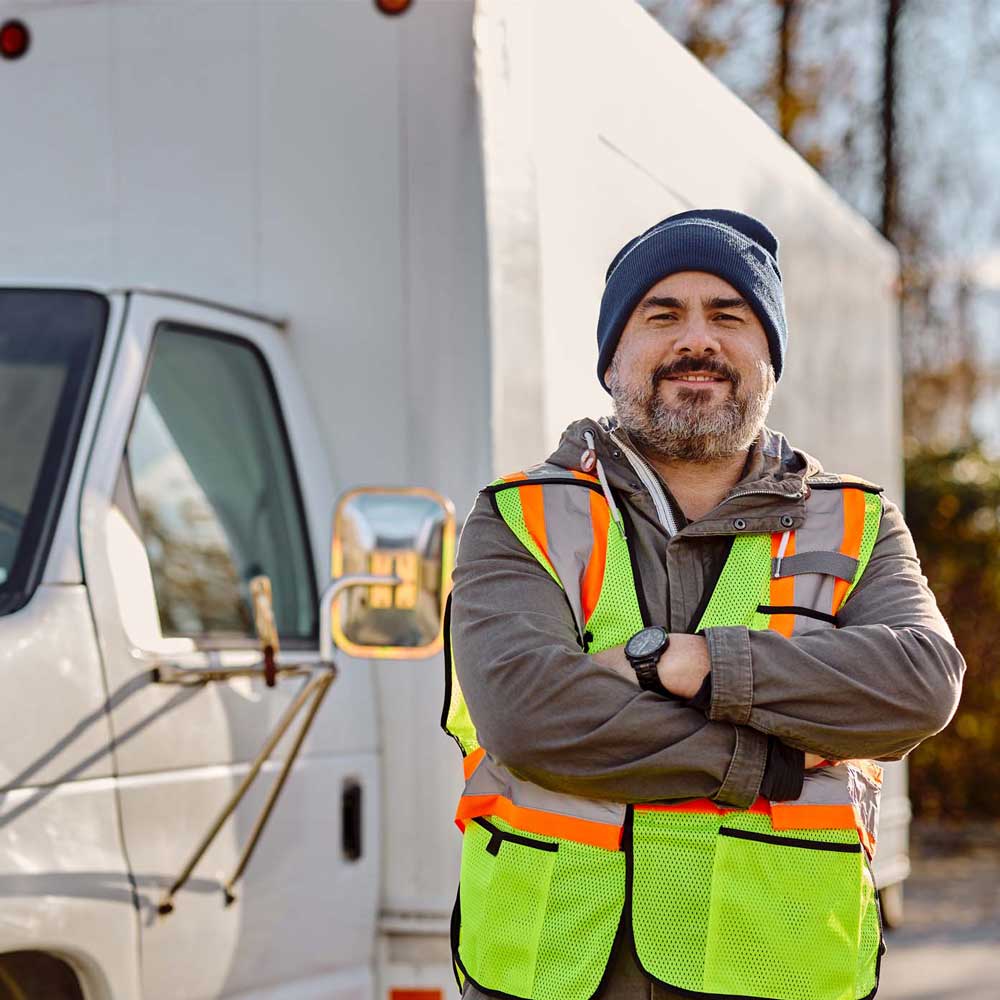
left=608, top=365, right=774, bottom=462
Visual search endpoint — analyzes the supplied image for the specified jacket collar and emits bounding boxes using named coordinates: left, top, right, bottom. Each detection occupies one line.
left=545, top=416, right=823, bottom=535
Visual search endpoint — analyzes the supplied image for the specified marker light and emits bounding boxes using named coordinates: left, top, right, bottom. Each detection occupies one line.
left=0, top=20, right=29, bottom=60
left=375, top=0, right=413, bottom=15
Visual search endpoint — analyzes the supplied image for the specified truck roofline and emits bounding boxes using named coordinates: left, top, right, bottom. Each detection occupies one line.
left=0, top=283, right=288, bottom=331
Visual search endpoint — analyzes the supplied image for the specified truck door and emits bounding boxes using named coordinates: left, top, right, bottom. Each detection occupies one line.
left=79, top=292, right=379, bottom=1000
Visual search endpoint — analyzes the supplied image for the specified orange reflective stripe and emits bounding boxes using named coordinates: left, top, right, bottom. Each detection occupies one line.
left=462, top=746, right=486, bottom=780
left=581, top=489, right=610, bottom=625
left=636, top=796, right=772, bottom=817
left=768, top=530, right=797, bottom=636
left=832, top=489, right=866, bottom=613
left=517, top=482, right=558, bottom=580
left=455, top=793, right=623, bottom=851
left=518, top=483, right=549, bottom=561
left=569, top=470, right=602, bottom=485
left=770, top=803, right=857, bottom=830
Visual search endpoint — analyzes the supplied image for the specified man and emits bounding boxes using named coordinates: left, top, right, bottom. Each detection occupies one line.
left=442, top=209, right=964, bottom=1000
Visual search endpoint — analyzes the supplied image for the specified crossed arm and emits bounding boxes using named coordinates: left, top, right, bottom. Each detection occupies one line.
left=450, top=493, right=965, bottom=808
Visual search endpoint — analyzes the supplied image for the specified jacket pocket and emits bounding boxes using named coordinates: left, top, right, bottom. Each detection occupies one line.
left=703, top=824, right=864, bottom=1000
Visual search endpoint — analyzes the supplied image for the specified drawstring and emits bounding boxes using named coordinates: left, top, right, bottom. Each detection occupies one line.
left=584, top=430, right=627, bottom=540
left=773, top=529, right=791, bottom=578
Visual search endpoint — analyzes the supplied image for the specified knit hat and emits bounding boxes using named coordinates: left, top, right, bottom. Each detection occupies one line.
left=596, top=208, right=787, bottom=390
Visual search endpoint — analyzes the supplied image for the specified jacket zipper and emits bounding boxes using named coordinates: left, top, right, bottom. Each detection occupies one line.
left=609, top=430, right=679, bottom=536
left=716, top=485, right=808, bottom=507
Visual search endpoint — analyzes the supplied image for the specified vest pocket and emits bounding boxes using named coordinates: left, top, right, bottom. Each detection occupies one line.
left=457, top=815, right=625, bottom=1000
left=458, top=818, right=557, bottom=997
left=703, top=824, right=864, bottom=1000
left=631, top=810, right=721, bottom=993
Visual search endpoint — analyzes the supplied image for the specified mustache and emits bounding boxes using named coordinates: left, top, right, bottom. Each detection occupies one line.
left=652, top=357, right=741, bottom=388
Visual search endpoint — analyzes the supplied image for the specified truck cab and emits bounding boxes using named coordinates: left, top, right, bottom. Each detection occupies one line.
left=1, top=286, right=397, bottom=999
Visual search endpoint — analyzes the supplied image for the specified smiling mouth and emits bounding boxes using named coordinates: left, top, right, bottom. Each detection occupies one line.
left=667, top=374, right=728, bottom=384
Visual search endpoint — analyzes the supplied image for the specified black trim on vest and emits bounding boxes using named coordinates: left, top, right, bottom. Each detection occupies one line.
left=614, top=494, right=651, bottom=628
left=718, top=826, right=861, bottom=853
left=449, top=886, right=464, bottom=991
left=484, top=476, right=607, bottom=497
left=869, top=856, right=887, bottom=998
left=757, top=604, right=838, bottom=625
left=471, top=816, right=559, bottom=855
left=688, top=536, right=736, bottom=633
left=807, top=479, right=884, bottom=495
left=440, top=592, right=467, bottom=755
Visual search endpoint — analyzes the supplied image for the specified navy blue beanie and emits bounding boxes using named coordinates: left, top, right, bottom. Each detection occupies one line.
left=596, top=208, right=787, bottom=391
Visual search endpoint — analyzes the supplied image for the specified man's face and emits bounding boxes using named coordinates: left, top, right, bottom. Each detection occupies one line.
left=606, top=270, right=775, bottom=462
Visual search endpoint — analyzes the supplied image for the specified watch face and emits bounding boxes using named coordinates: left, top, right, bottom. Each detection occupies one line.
left=627, top=626, right=667, bottom=658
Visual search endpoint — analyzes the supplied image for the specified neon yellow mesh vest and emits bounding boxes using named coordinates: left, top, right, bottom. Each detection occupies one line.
left=443, top=466, right=885, bottom=1000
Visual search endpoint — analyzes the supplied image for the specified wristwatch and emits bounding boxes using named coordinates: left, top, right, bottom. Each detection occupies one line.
left=624, top=626, right=671, bottom=696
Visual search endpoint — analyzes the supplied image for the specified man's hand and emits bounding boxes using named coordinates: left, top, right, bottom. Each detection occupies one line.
left=656, top=633, right=711, bottom=699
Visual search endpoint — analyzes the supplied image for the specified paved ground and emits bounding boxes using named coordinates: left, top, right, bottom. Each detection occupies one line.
left=877, top=822, right=1000, bottom=999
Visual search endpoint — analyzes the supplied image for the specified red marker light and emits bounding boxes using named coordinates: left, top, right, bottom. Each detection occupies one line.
left=375, top=0, right=412, bottom=15
left=0, top=20, right=30, bottom=60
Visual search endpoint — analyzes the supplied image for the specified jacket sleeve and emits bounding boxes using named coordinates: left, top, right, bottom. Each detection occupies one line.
left=450, top=492, right=771, bottom=808
left=703, top=496, right=966, bottom=761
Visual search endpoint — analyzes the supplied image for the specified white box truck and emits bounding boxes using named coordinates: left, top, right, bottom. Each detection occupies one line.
left=0, top=0, right=907, bottom=997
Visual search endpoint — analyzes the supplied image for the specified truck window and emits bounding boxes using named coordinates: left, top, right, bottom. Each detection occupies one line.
left=0, top=289, right=107, bottom=617
left=125, top=323, right=317, bottom=645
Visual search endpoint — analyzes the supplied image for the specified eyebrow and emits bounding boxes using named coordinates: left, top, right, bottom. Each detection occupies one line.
left=641, top=295, right=750, bottom=312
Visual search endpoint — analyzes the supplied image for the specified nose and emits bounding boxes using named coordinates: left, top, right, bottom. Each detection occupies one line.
left=672, top=316, right=721, bottom=359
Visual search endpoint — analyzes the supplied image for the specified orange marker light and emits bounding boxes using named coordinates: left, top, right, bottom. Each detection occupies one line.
left=389, top=991, right=442, bottom=1000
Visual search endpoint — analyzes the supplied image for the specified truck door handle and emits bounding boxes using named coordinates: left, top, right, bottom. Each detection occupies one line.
left=342, top=781, right=362, bottom=861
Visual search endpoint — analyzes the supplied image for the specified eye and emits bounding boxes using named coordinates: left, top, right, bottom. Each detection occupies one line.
left=713, top=313, right=744, bottom=323
left=649, top=313, right=678, bottom=322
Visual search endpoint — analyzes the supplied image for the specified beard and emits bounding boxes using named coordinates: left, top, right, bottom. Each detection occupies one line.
left=607, top=355, right=775, bottom=462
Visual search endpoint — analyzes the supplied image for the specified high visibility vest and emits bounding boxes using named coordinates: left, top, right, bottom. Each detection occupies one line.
left=442, top=465, right=886, bottom=1000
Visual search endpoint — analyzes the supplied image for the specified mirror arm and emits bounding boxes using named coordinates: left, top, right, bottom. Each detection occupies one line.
left=154, top=574, right=400, bottom=915
left=156, top=665, right=335, bottom=916
left=152, top=661, right=315, bottom=685
left=319, top=573, right=402, bottom=663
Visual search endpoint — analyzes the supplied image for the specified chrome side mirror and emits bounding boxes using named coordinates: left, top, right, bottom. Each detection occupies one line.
left=320, top=487, right=455, bottom=661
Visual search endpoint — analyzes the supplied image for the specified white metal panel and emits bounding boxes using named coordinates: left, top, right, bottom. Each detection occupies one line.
left=0, top=586, right=116, bottom=786
left=110, top=3, right=258, bottom=300
left=256, top=0, right=410, bottom=488
left=0, top=2, right=115, bottom=285
left=0, top=773, right=140, bottom=1000
left=116, top=754, right=378, bottom=1000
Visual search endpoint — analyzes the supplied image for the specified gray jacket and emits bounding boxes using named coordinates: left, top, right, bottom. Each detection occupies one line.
left=450, top=417, right=965, bottom=809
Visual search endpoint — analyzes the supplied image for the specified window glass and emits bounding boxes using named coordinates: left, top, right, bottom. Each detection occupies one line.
left=127, top=323, right=317, bottom=642
left=0, top=290, right=106, bottom=616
